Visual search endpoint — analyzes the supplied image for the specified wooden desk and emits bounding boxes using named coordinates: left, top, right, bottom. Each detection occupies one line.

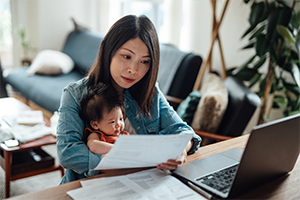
left=6, top=134, right=300, bottom=199
left=0, top=98, right=64, bottom=198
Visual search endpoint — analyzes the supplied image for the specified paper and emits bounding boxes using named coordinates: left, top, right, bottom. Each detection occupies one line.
left=9, top=124, right=52, bottom=143
left=16, top=110, right=44, bottom=126
left=68, top=177, right=152, bottom=200
left=94, top=133, right=193, bottom=170
left=67, top=168, right=206, bottom=200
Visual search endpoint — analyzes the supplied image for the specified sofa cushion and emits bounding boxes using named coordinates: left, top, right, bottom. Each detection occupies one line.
left=62, top=30, right=103, bottom=75
left=26, top=50, right=74, bottom=76
left=191, top=73, right=228, bottom=133
left=176, top=90, right=201, bottom=126
left=4, top=67, right=82, bottom=113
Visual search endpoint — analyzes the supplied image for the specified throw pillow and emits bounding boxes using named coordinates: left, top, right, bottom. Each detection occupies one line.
left=191, top=73, right=228, bottom=133
left=176, top=90, right=201, bottom=126
left=26, top=50, right=74, bottom=76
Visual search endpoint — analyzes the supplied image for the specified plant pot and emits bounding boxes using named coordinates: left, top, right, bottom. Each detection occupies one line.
left=21, top=58, right=31, bottom=66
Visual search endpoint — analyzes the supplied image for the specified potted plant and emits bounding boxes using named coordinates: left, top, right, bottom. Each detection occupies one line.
left=16, top=27, right=36, bottom=66
left=227, top=0, right=300, bottom=124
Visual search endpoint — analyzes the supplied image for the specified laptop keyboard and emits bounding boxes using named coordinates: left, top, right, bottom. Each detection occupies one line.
left=196, top=164, right=239, bottom=194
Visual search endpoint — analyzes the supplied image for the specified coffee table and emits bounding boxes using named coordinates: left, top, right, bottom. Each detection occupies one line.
left=0, top=97, right=64, bottom=198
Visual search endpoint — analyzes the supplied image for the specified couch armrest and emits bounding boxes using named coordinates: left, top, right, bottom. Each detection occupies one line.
left=165, top=95, right=184, bottom=110
left=165, top=95, right=183, bottom=105
left=193, top=129, right=234, bottom=142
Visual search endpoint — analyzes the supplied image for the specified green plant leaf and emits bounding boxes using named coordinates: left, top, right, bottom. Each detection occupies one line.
left=283, top=81, right=300, bottom=95
left=290, top=10, right=300, bottom=29
left=291, top=64, right=300, bottom=88
left=256, top=90, right=264, bottom=98
left=249, top=25, right=265, bottom=40
left=259, top=77, right=266, bottom=92
left=248, top=73, right=262, bottom=88
left=241, top=41, right=255, bottom=49
left=259, top=76, right=277, bottom=94
left=290, top=49, right=299, bottom=62
left=253, top=54, right=267, bottom=70
left=232, top=55, right=256, bottom=75
left=266, top=7, right=292, bottom=43
left=255, top=34, right=269, bottom=56
left=276, top=25, right=295, bottom=44
left=269, top=46, right=279, bottom=65
left=233, top=67, right=258, bottom=81
left=249, top=2, right=267, bottom=27
left=287, top=110, right=300, bottom=116
left=263, top=115, right=270, bottom=122
left=226, top=68, right=236, bottom=77
left=295, top=96, right=300, bottom=110
left=273, top=95, right=288, bottom=109
left=298, top=9, right=300, bottom=23
left=276, top=0, right=292, bottom=8
left=296, top=30, right=300, bottom=55
left=241, top=25, right=256, bottom=39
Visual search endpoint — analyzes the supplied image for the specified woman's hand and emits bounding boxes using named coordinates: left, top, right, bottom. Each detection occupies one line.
left=157, top=149, right=187, bottom=171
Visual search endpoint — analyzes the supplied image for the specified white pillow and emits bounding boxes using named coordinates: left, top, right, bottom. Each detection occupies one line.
left=26, top=50, right=74, bottom=76
left=191, top=73, right=228, bottom=133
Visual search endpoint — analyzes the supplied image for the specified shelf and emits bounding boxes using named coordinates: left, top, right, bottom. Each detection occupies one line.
left=0, top=147, right=56, bottom=179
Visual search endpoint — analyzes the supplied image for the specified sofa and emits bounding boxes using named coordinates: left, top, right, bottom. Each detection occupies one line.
left=3, top=26, right=202, bottom=114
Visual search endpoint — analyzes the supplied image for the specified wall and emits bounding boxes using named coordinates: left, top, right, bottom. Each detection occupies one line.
left=169, top=0, right=253, bottom=76
left=9, top=0, right=273, bottom=131
left=11, top=0, right=252, bottom=71
left=11, top=0, right=40, bottom=67
left=10, top=0, right=109, bottom=67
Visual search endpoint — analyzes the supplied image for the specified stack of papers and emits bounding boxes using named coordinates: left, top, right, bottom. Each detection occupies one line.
left=1, top=110, right=51, bottom=143
left=9, top=124, right=52, bottom=143
left=67, top=168, right=206, bottom=200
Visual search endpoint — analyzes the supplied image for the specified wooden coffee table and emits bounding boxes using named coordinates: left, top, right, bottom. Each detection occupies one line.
left=0, top=97, right=64, bottom=198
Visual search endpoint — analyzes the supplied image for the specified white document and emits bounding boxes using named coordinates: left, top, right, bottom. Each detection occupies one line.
left=94, top=133, right=193, bottom=170
left=71, top=168, right=206, bottom=200
left=68, top=176, right=153, bottom=200
left=149, top=170, right=206, bottom=200
left=126, top=169, right=205, bottom=200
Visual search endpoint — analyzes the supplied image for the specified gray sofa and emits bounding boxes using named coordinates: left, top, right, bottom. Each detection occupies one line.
left=4, top=28, right=202, bottom=113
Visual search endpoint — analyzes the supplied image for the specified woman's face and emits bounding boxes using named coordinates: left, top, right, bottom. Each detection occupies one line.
left=110, top=37, right=151, bottom=93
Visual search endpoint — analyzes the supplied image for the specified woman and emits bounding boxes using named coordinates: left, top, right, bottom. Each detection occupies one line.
left=56, top=15, right=201, bottom=184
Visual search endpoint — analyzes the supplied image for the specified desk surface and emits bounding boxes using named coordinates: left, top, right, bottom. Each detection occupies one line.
left=6, top=134, right=300, bottom=200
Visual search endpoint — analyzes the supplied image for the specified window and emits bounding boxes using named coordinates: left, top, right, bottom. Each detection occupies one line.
left=0, top=0, right=13, bottom=68
left=120, top=0, right=164, bottom=35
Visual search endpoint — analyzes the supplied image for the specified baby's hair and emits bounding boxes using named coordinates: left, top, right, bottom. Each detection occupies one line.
left=79, top=84, right=123, bottom=125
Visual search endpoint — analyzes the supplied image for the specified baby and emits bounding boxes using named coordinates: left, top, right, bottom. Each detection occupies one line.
left=79, top=84, right=129, bottom=154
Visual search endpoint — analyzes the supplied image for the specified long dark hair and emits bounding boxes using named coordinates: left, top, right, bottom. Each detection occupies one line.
left=87, top=15, right=160, bottom=116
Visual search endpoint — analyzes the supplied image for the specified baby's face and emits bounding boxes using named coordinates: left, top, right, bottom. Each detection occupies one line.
left=97, top=107, right=124, bottom=136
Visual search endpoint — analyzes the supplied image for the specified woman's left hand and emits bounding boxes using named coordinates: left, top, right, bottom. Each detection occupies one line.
left=157, top=149, right=187, bottom=170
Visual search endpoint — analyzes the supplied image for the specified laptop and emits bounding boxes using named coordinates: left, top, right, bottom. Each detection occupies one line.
left=172, top=113, right=300, bottom=199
